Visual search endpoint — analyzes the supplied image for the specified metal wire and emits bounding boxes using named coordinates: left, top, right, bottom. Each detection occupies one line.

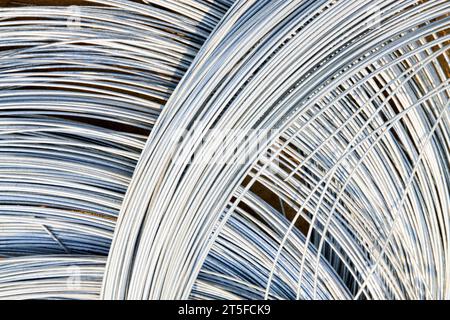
left=0, top=255, right=105, bottom=299
left=0, top=0, right=448, bottom=301
left=0, top=0, right=232, bottom=256
left=103, top=0, right=449, bottom=300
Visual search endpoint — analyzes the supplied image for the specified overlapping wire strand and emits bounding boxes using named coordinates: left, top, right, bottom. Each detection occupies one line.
left=0, top=0, right=449, bottom=300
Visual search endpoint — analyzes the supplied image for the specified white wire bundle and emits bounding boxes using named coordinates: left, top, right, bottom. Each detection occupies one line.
left=0, top=0, right=448, bottom=300
left=0, top=255, right=105, bottom=299
left=0, top=0, right=232, bottom=256
left=103, top=0, right=449, bottom=300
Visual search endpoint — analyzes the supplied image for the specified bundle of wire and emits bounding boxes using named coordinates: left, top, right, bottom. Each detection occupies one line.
left=0, top=0, right=231, bottom=257
left=0, top=255, right=105, bottom=299
left=0, top=0, right=449, bottom=300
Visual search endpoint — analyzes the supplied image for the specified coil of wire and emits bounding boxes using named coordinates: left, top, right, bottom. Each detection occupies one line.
left=0, top=0, right=449, bottom=300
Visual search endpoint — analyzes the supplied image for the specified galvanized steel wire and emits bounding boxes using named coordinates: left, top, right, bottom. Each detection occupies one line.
left=0, top=0, right=231, bottom=256
left=0, top=255, right=105, bottom=299
left=0, top=0, right=449, bottom=300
